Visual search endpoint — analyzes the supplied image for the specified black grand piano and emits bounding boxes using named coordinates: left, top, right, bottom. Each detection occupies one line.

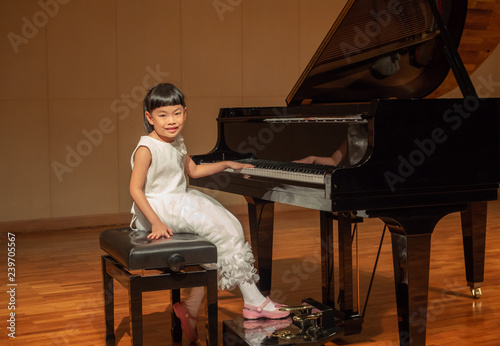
left=190, top=0, right=500, bottom=345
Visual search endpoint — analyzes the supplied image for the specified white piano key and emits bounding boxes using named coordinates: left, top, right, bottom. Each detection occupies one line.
left=223, top=166, right=326, bottom=185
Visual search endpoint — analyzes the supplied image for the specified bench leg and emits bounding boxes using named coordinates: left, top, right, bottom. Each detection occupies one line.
left=206, top=268, right=218, bottom=346
left=129, top=277, right=143, bottom=346
left=102, top=256, right=115, bottom=344
left=171, top=289, right=182, bottom=342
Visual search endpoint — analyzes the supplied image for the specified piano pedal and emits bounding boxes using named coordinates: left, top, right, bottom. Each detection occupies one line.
left=278, top=304, right=315, bottom=313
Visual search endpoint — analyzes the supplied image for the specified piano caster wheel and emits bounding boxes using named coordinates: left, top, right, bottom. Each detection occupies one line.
left=471, top=287, right=482, bottom=299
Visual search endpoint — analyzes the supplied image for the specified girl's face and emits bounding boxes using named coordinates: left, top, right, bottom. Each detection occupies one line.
left=146, top=104, right=187, bottom=143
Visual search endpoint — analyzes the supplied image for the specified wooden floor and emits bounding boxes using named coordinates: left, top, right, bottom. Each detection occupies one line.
left=2, top=200, right=500, bottom=346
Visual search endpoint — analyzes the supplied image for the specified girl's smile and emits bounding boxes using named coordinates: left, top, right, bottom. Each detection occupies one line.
left=165, top=126, right=180, bottom=133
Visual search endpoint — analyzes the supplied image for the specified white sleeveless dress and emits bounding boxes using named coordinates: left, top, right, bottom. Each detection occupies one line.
left=130, top=135, right=259, bottom=290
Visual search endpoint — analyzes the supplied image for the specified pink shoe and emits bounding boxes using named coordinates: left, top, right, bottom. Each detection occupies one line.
left=173, top=302, right=198, bottom=342
left=243, top=297, right=290, bottom=320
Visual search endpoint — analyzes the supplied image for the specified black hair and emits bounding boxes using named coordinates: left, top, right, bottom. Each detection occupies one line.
left=143, top=83, right=186, bottom=133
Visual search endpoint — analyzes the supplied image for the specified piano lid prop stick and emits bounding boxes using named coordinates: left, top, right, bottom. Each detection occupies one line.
left=356, top=221, right=360, bottom=315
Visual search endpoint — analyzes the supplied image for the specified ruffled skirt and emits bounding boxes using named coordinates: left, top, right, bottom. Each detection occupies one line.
left=131, top=188, right=259, bottom=290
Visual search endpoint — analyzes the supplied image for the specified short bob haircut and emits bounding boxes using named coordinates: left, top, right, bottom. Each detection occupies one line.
left=143, top=83, right=186, bottom=133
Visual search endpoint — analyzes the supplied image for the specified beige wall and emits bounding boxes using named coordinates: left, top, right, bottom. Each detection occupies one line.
left=2, top=0, right=499, bottom=228
left=0, top=0, right=346, bottom=224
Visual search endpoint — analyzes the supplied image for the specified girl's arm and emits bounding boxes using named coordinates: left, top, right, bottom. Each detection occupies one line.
left=293, top=139, right=348, bottom=166
left=184, top=155, right=253, bottom=179
left=130, top=146, right=173, bottom=239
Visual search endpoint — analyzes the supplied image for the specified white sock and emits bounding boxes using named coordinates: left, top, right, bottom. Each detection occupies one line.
left=238, top=282, right=277, bottom=311
left=183, top=286, right=204, bottom=328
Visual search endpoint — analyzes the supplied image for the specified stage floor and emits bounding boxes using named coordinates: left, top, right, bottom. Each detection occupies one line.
left=3, top=200, right=500, bottom=345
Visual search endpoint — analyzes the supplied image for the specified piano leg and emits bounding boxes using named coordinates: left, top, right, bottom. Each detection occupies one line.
left=460, top=201, right=487, bottom=298
left=338, top=213, right=355, bottom=315
left=389, top=230, right=432, bottom=346
left=245, top=197, right=275, bottom=295
left=380, top=205, right=465, bottom=346
left=320, top=211, right=335, bottom=306
left=320, top=211, right=363, bottom=335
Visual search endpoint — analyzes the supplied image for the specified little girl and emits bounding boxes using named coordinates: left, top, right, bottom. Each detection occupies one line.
left=129, top=83, right=288, bottom=342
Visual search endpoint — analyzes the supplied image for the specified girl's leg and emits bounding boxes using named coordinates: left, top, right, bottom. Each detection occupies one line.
left=239, top=282, right=279, bottom=311
left=173, top=287, right=204, bottom=343
left=183, top=286, right=204, bottom=327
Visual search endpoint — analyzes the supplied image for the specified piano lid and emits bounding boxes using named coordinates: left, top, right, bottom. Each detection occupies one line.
left=287, top=0, right=468, bottom=106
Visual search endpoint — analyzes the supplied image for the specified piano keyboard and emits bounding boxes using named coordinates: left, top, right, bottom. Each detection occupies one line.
left=223, top=159, right=334, bottom=185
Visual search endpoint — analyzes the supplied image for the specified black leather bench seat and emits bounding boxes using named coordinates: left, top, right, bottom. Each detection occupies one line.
left=100, top=227, right=217, bottom=270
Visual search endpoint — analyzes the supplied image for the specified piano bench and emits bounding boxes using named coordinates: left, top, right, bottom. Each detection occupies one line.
left=99, top=227, right=218, bottom=346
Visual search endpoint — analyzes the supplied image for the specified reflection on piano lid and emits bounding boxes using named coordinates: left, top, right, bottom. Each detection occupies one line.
left=287, top=0, right=470, bottom=105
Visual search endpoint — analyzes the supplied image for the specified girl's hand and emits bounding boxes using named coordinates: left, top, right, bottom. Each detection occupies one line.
left=148, top=222, right=174, bottom=240
left=226, top=161, right=254, bottom=170
left=293, top=156, right=316, bottom=164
